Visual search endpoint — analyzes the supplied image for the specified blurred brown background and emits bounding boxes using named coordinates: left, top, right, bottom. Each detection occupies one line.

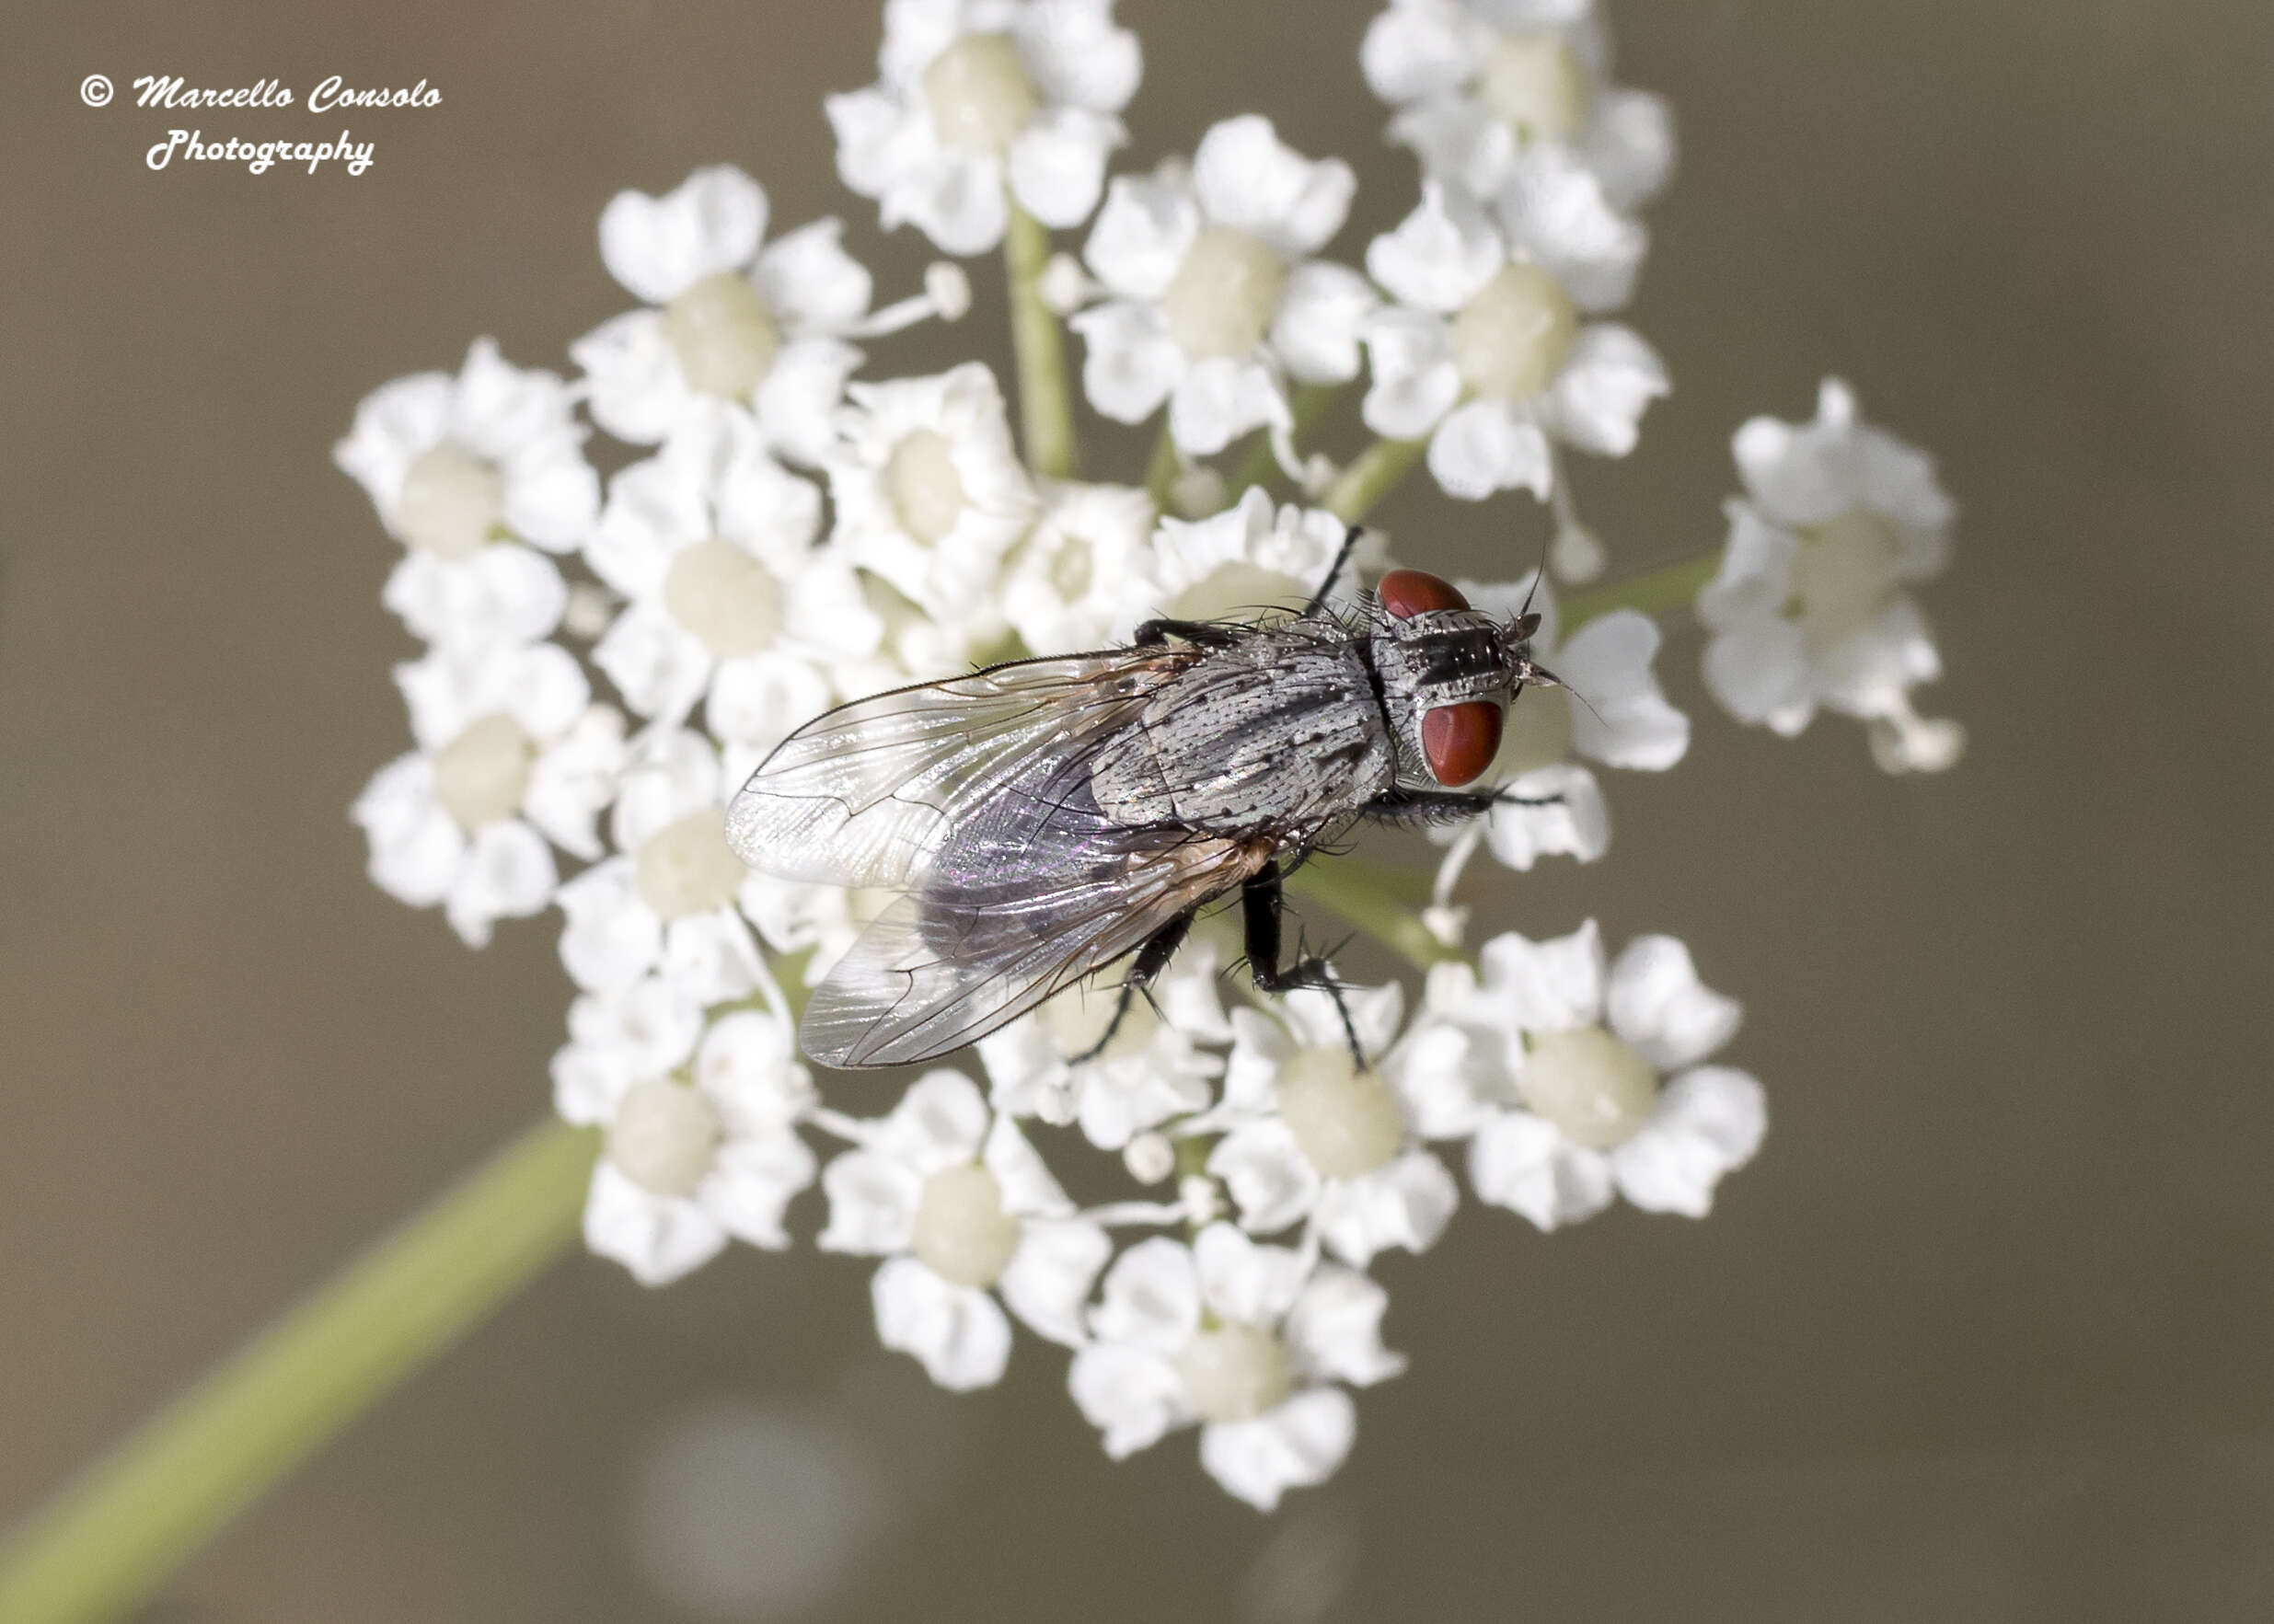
left=5, top=1, right=2272, bottom=1619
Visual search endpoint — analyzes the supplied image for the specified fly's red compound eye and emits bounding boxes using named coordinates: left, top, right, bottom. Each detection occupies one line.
left=1377, top=569, right=1470, bottom=620
left=1421, top=700, right=1504, bottom=787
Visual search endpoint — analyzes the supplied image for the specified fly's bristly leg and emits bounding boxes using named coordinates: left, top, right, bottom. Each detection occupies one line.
left=1359, top=785, right=1568, bottom=828
left=1068, top=909, right=1197, bottom=1065
left=1301, top=524, right=1367, bottom=619
left=1132, top=618, right=1243, bottom=649
left=1241, top=862, right=1367, bottom=1067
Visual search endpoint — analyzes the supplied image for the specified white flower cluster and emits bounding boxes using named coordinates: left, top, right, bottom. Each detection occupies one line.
left=334, top=0, right=1961, bottom=1513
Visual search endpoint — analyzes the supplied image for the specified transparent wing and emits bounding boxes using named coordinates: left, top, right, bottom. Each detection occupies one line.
left=725, top=649, right=1195, bottom=888
left=801, top=819, right=1268, bottom=1069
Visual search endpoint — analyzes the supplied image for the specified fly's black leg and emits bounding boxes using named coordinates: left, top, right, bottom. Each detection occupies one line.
left=1301, top=524, right=1367, bottom=618
left=1068, top=909, right=1196, bottom=1065
left=1360, top=785, right=1567, bottom=828
left=1133, top=618, right=1243, bottom=650
left=1241, top=862, right=1367, bottom=1067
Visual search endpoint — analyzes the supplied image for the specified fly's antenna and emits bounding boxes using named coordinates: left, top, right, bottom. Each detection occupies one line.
left=1302, top=524, right=1367, bottom=619
left=1516, top=524, right=1552, bottom=625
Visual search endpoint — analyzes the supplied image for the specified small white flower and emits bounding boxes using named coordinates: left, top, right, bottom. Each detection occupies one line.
left=978, top=935, right=1230, bottom=1146
left=1145, top=487, right=1362, bottom=627
left=585, top=403, right=875, bottom=755
left=555, top=730, right=765, bottom=1006
left=352, top=642, right=629, bottom=947
left=828, top=0, right=1141, bottom=256
left=826, top=362, right=1039, bottom=646
left=1072, top=116, right=1375, bottom=459
left=1362, top=184, right=1667, bottom=502
left=1068, top=1224, right=1404, bottom=1510
left=553, top=978, right=817, bottom=1285
left=570, top=165, right=882, bottom=460
left=1362, top=0, right=1675, bottom=213
left=336, top=338, right=598, bottom=558
left=1698, top=379, right=1965, bottom=773
left=735, top=874, right=896, bottom=985
left=1209, top=985, right=1460, bottom=1269
left=1454, top=921, right=1766, bottom=1229
left=998, top=481, right=1162, bottom=653
left=1439, top=570, right=1686, bottom=870
left=818, top=1070, right=1111, bottom=1390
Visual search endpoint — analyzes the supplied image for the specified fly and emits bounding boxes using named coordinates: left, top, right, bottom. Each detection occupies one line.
left=724, top=526, right=1563, bottom=1070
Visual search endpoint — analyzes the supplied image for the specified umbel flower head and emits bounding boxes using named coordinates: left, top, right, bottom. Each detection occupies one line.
left=1697, top=378, right=1966, bottom=773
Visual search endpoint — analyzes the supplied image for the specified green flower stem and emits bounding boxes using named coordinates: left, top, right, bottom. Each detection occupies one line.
left=0, top=1118, right=600, bottom=1624
left=1559, top=554, right=1720, bottom=631
left=1322, top=436, right=1426, bottom=524
left=1003, top=204, right=1076, bottom=481
left=1229, top=383, right=1339, bottom=497
left=1286, top=858, right=1464, bottom=972
left=1143, top=424, right=1181, bottom=514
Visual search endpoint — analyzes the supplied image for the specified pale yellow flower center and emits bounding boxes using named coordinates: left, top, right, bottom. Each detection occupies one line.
left=608, top=1079, right=722, bottom=1198
left=430, top=712, right=535, bottom=829
left=911, top=1163, right=1022, bottom=1288
left=923, top=33, right=1039, bottom=154
left=1177, top=1322, right=1294, bottom=1423
left=1518, top=1025, right=1656, bottom=1149
left=663, top=537, right=786, bottom=657
left=1167, top=562, right=1307, bottom=624
left=635, top=807, right=745, bottom=920
left=1451, top=263, right=1578, bottom=402
left=396, top=443, right=503, bottom=559
left=1275, top=1045, right=1403, bottom=1179
left=1043, top=981, right=1159, bottom=1065
left=664, top=272, right=781, bottom=400
left=1490, top=685, right=1574, bottom=778
left=1045, top=532, right=1097, bottom=601
left=884, top=429, right=969, bottom=545
left=1791, top=508, right=1906, bottom=650
left=1162, top=227, right=1288, bottom=360
left=1480, top=32, right=1592, bottom=144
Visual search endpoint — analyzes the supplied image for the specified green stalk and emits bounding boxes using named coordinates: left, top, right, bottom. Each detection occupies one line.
left=1003, top=204, right=1077, bottom=480
left=1142, top=424, right=1181, bottom=515
left=1229, top=383, right=1339, bottom=497
left=0, top=1119, right=599, bottom=1624
left=1286, top=858, right=1463, bottom=972
left=1322, top=437, right=1426, bottom=524
left=1559, top=554, right=1720, bottom=631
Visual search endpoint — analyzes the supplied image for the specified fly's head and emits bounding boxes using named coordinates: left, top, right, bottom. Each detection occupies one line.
left=1368, top=569, right=1563, bottom=788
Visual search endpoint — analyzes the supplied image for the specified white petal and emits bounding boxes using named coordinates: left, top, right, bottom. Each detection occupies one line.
left=1209, top=1120, right=1323, bottom=1237
left=1539, top=324, right=1668, bottom=457
left=1610, top=1066, right=1767, bottom=1216
left=1194, top=1222, right=1309, bottom=1327
left=583, top=1160, right=728, bottom=1285
left=1477, top=917, right=1605, bottom=1031
left=877, top=1068, right=991, bottom=1171
left=894, top=151, right=1010, bottom=257
left=816, top=1148, right=925, bottom=1255
left=522, top=708, right=628, bottom=860
left=701, top=1129, right=817, bottom=1250
left=1583, top=87, right=1678, bottom=213
left=1314, top=1151, right=1458, bottom=1269
left=707, top=652, right=831, bottom=755
left=1017, top=0, right=1143, bottom=111
left=382, top=547, right=566, bottom=650
left=1073, top=1051, right=1213, bottom=1150
left=1192, top=116, right=1354, bottom=259
left=1169, top=357, right=1288, bottom=458
left=1380, top=1016, right=1497, bottom=1141
left=1427, top=399, right=1552, bottom=501
left=1070, top=300, right=1183, bottom=424
left=555, top=858, right=663, bottom=995
left=1008, top=108, right=1122, bottom=229
left=997, top=1217, right=1112, bottom=1346
left=352, top=755, right=458, bottom=906
left=871, top=1257, right=1012, bottom=1390
left=1359, top=309, right=1462, bottom=441
left=565, top=975, right=705, bottom=1089
left=498, top=435, right=599, bottom=554
left=982, top=1114, right=1071, bottom=1216
left=593, top=604, right=713, bottom=724
left=1284, top=1266, right=1407, bottom=1388
left=1068, top=1342, right=1189, bottom=1458
left=1468, top=1109, right=1615, bottom=1231
left=1220, top=1006, right=1296, bottom=1115
left=1702, top=615, right=1814, bottom=731
left=1083, top=169, right=1200, bottom=299
left=1556, top=608, right=1689, bottom=771
left=694, top=1010, right=811, bottom=1135
left=448, top=338, right=576, bottom=458
left=1495, top=150, right=1646, bottom=314
left=1090, top=1234, right=1201, bottom=1351
left=1605, top=935, right=1741, bottom=1071
left=1366, top=183, right=1503, bottom=313
left=334, top=372, right=451, bottom=523
left=827, top=86, right=928, bottom=198
left=444, top=820, right=557, bottom=947
left=571, top=309, right=698, bottom=447
left=1360, top=5, right=1479, bottom=106
left=659, top=912, right=761, bottom=1008
left=752, top=217, right=872, bottom=336
left=755, top=337, right=866, bottom=466
left=1480, top=760, right=1610, bottom=869
left=1732, top=378, right=1864, bottom=527
left=1270, top=261, right=1377, bottom=386
left=1199, top=1389, right=1355, bottom=1511
left=600, top=165, right=768, bottom=305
